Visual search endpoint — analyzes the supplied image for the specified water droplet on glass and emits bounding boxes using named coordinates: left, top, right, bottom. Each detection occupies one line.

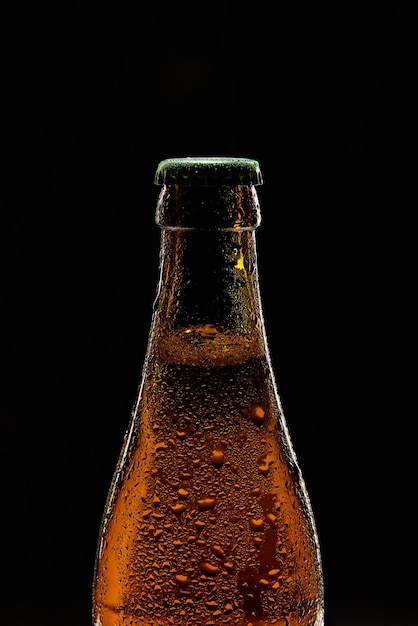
left=241, top=404, right=265, bottom=423
left=211, top=544, right=225, bottom=558
left=196, top=324, right=218, bottom=339
left=249, top=518, right=264, bottom=531
left=252, top=536, right=263, bottom=546
left=211, top=448, right=225, bottom=465
left=199, top=561, right=221, bottom=575
left=205, top=600, right=218, bottom=609
left=197, top=497, right=216, bottom=510
left=169, top=503, right=186, bottom=515
left=174, top=574, right=190, bottom=587
left=194, top=520, right=206, bottom=529
left=265, top=512, right=277, bottom=528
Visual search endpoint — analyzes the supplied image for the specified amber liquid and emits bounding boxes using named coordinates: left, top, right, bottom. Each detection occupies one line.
left=93, top=330, right=323, bottom=626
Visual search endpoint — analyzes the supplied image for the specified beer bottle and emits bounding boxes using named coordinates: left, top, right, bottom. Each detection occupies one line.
left=92, top=157, right=324, bottom=626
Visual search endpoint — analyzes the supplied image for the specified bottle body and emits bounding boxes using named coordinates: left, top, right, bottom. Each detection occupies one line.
left=93, top=159, right=324, bottom=626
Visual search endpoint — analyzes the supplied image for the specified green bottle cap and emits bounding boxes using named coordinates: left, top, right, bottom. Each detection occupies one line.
left=155, top=157, right=263, bottom=186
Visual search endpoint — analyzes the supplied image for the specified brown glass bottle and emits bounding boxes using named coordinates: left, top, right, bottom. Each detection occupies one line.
left=92, top=157, right=324, bottom=626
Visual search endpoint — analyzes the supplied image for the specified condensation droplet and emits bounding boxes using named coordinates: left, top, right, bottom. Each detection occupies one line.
left=258, top=456, right=274, bottom=475
left=211, top=448, right=225, bottom=465
left=196, top=323, right=218, bottom=339
left=249, top=518, right=265, bottom=531
left=174, top=574, right=190, bottom=587
left=211, top=544, right=225, bottom=558
left=169, top=503, right=186, bottom=515
left=265, top=512, right=277, bottom=528
left=241, top=403, right=265, bottom=423
left=199, top=561, right=221, bottom=575
left=155, top=442, right=169, bottom=452
left=197, top=497, right=216, bottom=510
left=205, top=601, right=218, bottom=608
left=252, top=536, right=263, bottom=546
left=194, top=520, right=206, bottom=529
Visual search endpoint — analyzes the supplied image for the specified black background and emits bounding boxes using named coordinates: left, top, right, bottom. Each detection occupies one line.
left=1, top=2, right=416, bottom=625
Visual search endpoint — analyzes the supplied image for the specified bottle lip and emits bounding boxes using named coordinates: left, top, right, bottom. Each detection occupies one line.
left=154, top=157, right=263, bottom=187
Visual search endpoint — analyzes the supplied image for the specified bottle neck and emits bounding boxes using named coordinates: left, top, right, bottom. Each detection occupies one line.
left=149, top=185, right=267, bottom=364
